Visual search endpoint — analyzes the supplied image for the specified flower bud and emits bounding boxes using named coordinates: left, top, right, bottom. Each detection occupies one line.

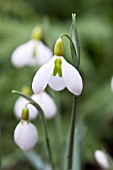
left=14, top=121, right=38, bottom=152
left=54, top=38, right=63, bottom=56
left=31, top=26, right=42, bottom=40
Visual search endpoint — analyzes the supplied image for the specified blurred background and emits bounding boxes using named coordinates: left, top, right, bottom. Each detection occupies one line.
left=1, top=0, right=113, bottom=169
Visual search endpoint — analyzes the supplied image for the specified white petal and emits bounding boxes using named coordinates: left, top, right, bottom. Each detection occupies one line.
left=48, top=75, right=66, bottom=91
left=95, top=150, right=109, bottom=169
left=14, top=121, right=38, bottom=152
left=14, top=97, right=38, bottom=120
left=111, top=77, right=113, bottom=92
left=11, top=40, right=37, bottom=67
left=35, top=41, right=53, bottom=65
left=27, top=104, right=38, bottom=119
left=61, top=57, right=83, bottom=95
left=33, top=92, right=57, bottom=119
left=32, top=57, right=56, bottom=94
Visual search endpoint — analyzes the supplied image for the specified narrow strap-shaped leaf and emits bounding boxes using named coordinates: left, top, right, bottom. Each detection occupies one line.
left=25, top=151, right=52, bottom=170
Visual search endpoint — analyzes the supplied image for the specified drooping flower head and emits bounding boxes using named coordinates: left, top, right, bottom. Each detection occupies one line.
left=14, top=86, right=57, bottom=120
left=14, top=107, right=38, bottom=152
left=94, top=150, right=109, bottom=169
left=11, top=26, right=52, bottom=67
left=32, top=37, right=83, bottom=96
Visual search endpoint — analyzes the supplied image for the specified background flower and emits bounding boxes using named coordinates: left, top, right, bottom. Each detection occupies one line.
left=14, top=92, right=57, bottom=119
left=11, top=39, right=52, bottom=67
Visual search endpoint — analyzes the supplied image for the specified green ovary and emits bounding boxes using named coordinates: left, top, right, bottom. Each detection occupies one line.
left=53, top=58, right=62, bottom=77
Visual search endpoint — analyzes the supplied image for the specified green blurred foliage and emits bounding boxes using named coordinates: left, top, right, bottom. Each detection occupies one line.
left=0, top=0, right=113, bottom=169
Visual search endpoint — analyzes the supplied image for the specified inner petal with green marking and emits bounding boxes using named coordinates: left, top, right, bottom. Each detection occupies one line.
left=53, top=58, right=62, bottom=77
left=32, top=45, right=37, bottom=58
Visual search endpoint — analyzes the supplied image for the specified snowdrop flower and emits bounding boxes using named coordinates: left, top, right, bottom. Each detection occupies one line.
left=14, top=91, right=57, bottom=119
left=32, top=38, right=83, bottom=96
left=14, top=86, right=38, bottom=120
left=94, top=150, right=109, bottom=169
left=14, top=107, right=38, bottom=152
left=11, top=26, right=52, bottom=67
left=14, top=96, right=38, bottom=120
left=111, top=77, right=113, bottom=92
left=32, top=92, right=57, bottom=119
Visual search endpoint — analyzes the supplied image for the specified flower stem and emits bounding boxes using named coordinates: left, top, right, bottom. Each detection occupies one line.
left=67, top=96, right=78, bottom=170
left=12, top=90, right=55, bottom=170
left=60, top=33, right=77, bottom=67
left=0, top=122, right=2, bottom=170
left=61, top=14, right=81, bottom=170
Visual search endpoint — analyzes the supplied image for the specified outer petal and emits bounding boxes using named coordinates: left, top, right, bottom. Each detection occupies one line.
left=33, top=92, right=57, bottom=119
left=35, top=41, right=53, bottom=65
left=14, top=97, right=38, bottom=120
left=48, top=75, right=66, bottom=91
left=61, top=57, right=83, bottom=95
left=32, top=56, right=56, bottom=94
left=14, top=121, right=38, bottom=152
left=11, top=40, right=37, bottom=67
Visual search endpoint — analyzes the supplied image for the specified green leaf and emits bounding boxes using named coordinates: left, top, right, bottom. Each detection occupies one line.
left=25, top=151, right=51, bottom=170
left=73, top=120, right=87, bottom=170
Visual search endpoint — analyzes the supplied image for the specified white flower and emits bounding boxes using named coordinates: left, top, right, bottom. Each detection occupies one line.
left=32, top=92, right=57, bottom=119
left=32, top=55, right=83, bottom=96
left=111, top=77, right=113, bottom=92
left=94, top=150, right=109, bottom=169
left=14, top=121, right=38, bottom=152
left=11, top=40, right=52, bottom=67
left=14, top=92, right=57, bottom=119
left=14, top=96, right=38, bottom=120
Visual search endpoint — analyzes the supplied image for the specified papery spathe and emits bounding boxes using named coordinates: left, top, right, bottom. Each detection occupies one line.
left=32, top=55, right=83, bottom=96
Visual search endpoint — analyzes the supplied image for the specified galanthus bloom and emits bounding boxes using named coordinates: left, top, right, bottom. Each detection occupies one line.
left=32, top=92, right=57, bottom=119
left=14, top=91, right=57, bottom=119
left=11, top=27, right=52, bottom=67
left=32, top=38, right=83, bottom=96
left=94, top=150, right=109, bottom=169
left=14, top=121, right=38, bottom=152
left=14, top=107, right=38, bottom=152
left=14, top=96, right=38, bottom=120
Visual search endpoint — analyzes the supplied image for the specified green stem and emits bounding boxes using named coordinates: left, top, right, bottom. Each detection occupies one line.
left=60, top=15, right=81, bottom=170
left=67, top=14, right=81, bottom=170
left=12, top=90, right=55, bottom=170
left=67, top=96, right=78, bottom=170
left=0, top=122, right=2, bottom=170
left=60, top=33, right=77, bottom=67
